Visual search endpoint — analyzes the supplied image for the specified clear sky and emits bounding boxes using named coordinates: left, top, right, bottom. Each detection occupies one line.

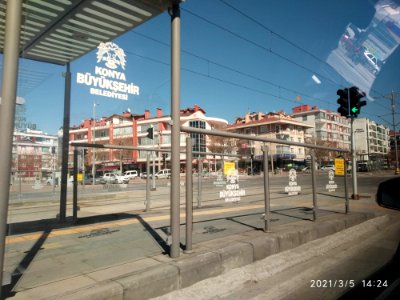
left=2, top=0, right=400, bottom=135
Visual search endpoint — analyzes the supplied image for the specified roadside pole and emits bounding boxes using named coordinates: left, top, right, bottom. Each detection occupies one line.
left=262, top=146, right=270, bottom=232
left=0, top=0, right=22, bottom=294
left=185, top=137, right=193, bottom=252
left=146, top=152, right=151, bottom=212
left=152, top=125, right=156, bottom=191
left=170, top=2, right=181, bottom=258
left=391, top=92, right=400, bottom=175
left=311, top=152, right=318, bottom=221
left=351, top=117, right=359, bottom=199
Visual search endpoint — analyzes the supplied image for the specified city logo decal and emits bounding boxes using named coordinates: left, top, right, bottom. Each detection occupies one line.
left=96, top=42, right=126, bottom=70
left=76, top=41, right=140, bottom=101
left=285, top=168, right=301, bottom=195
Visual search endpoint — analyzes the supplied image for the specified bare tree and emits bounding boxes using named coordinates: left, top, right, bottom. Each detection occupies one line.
left=207, top=124, right=236, bottom=155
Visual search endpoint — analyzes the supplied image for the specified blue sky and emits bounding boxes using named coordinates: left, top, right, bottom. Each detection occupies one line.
left=4, top=0, right=400, bottom=134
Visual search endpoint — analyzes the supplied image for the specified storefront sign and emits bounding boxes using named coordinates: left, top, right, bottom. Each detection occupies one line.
left=76, top=42, right=140, bottom=101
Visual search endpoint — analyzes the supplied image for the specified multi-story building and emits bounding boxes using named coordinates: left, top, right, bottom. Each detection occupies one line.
left=226, top=111, right=313, bottom=171
left=69, top=105, right=228, bottom=173
left=291, top=105, right=351, bottom=160
left=353, top=118, right=390, bottom=169
left=12, top=129, right=58, bottom=180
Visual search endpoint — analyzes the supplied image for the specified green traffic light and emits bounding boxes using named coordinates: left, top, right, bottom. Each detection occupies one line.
left=351, top=107, right=358, bottom=113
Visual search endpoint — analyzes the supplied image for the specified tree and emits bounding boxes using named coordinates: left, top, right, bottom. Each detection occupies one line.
left=207, top=124, right=236, bottom=155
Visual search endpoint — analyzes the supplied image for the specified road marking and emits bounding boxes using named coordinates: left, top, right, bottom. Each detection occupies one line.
left=5, top=204, right=266, bottom=245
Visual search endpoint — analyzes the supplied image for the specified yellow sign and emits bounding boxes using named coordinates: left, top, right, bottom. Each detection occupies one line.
left=335, top=158, right=345, bottom=176
left=77, top=173, right=83, bottom=182
left=223, top=162, right=235, bottom=175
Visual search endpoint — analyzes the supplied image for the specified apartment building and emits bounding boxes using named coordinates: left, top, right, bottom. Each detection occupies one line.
left=353, top=118, right=390, bottom=169
left=226, top=111, right=313, bottom=171
left=69, top=105, right=228, bottom=173
left=12, top=129, right=58, bottom=179
left=291, top=105, right=351, bottom=157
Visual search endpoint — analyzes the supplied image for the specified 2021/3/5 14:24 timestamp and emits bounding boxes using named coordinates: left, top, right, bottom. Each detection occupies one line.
left=362, top=280, right=388, bottom=287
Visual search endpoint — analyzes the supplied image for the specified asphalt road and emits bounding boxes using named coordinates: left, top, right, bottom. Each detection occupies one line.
left=6, top=172, right=395, bottom=226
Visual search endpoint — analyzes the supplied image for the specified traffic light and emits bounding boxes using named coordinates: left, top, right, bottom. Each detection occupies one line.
left=349, top=86, right=367, bottom=117
left=337, top=88, right=349, bottom=117
left=146, top=127, right=153, bottom=139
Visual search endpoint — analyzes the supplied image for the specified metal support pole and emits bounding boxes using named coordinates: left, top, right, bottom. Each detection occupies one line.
left=344, top=159, right=349, bottom=214
left=152, top=126, right=156, bottom=190
left=52, top=147, right=56, bottom=192
left=82, top=148, right=85, bottom=189
left=185, top=137, right=193, bottom=252
left=311, top=152, right=318, bottom=221
left=92, top=101, right=97, bottom=185
left=146, top=152, right=151, bottom=212
left=351, top=117, right=359, bottom=199
left=170, top=3, right=181, bottom=258
left=197, top=159, right=202, bottom=208
left=59, top=62, right=72, bottom=222
left=73, top=149, right=78, bottom=222
left=0, top=0, right=22, bottom=293
left=262, top=146, right=271, bottom=232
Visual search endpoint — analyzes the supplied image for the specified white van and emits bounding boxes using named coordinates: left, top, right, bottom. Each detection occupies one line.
left=155, top=169, right=171, bottom=179
left=123, top=170, right=138, bottom=179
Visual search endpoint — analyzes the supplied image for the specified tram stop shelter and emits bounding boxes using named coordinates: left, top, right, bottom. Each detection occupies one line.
left=0, top=0, right=184, bottom=294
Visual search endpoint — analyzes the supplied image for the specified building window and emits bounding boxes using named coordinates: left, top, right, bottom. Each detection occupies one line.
left=94, top=130, right=108, bottom=138
left=114, top=126, right=133, bottom=137
left=302, top=115, right=307, bottom=121
left=189, top=120, right=206, bottom=156
left=260, top=125, right=267, bottom=133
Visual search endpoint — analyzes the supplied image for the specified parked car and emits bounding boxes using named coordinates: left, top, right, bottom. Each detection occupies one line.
left=123, top=170, right=138, bottom=180
left=357, top=163, right=369, bottom=172
left=100, top=173, right=118, bottom=184
left=140, top=172, right=148, bottom=179
left=155, top=169, right=171, bottom=179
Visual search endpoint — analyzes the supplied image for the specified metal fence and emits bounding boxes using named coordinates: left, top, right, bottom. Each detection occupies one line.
left=70, top=127, right=350, bottom=255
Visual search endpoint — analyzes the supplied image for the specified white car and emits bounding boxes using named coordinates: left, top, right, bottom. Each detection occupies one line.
left=123, top=170, right=138, bottom=180
left=100, top=173, right=118, bottom=184
left=362, top=48, right=380, bottom=73
left=115, top=174, right=129, bottom=184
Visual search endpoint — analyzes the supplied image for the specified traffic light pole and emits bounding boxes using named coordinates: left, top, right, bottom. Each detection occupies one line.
left=391, top=92, right=400, bottom=175
left=351, top=117, right=359, bottom=199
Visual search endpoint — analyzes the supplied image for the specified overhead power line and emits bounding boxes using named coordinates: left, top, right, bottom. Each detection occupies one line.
left=131, top=31, right=330, bottom=107
left=217, top=0, right=387, bottom=100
